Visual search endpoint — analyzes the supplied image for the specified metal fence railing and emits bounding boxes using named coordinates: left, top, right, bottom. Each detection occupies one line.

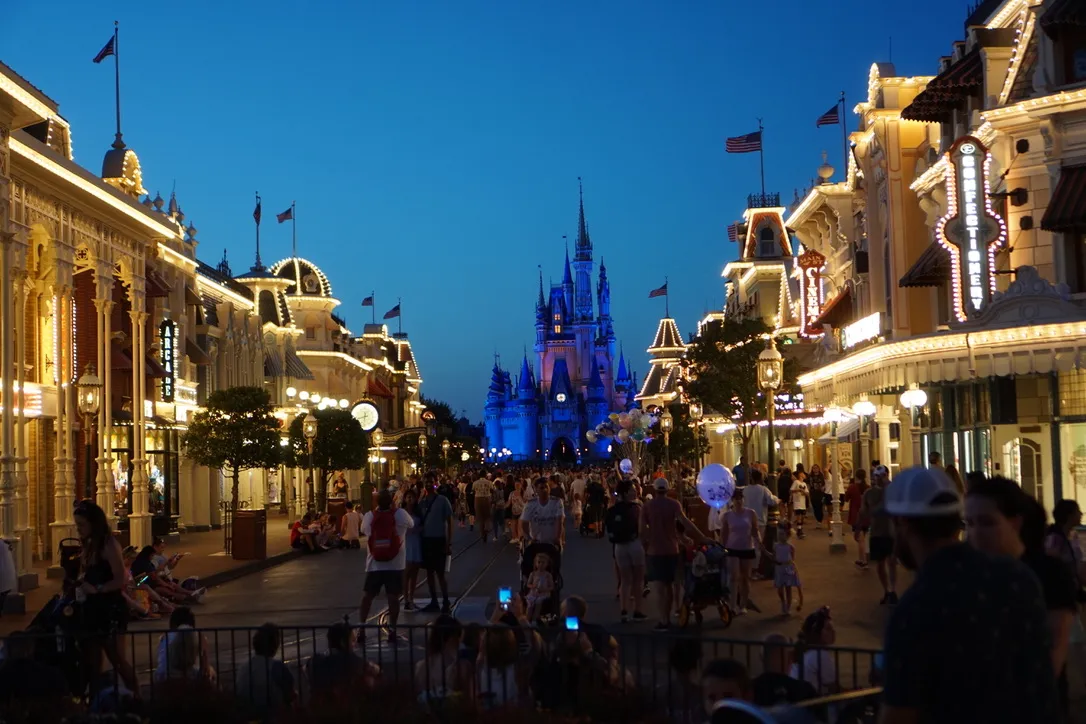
left=0, top=623, right=883, bottom=723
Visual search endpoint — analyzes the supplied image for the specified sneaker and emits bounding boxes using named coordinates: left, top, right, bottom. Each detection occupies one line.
left=632, top=611, right=649, bottom=621
left=735, top=607, right=747, bottom=616
left=888, top=592, right=899, bottom=604
left=403, top=602, right=416, bottom=612
left=419, top=602, right=441, bottom=613
left=620, top=610, right=629, bottom=623
left=441, top=601, right=452, bottom=614
left=653, top=623, right=670, bottom=632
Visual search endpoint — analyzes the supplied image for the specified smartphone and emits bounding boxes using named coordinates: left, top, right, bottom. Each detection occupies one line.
left=498, top=587, right=512, bottom=609
left=136, top=574, right=150, bottom=585
left=564, top=616, right=579, bottom=631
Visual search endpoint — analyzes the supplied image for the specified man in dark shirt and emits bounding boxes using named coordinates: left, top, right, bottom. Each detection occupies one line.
left=880, top=466, right=1058, bottom=724
left=751, top=633, right=817, bottom=709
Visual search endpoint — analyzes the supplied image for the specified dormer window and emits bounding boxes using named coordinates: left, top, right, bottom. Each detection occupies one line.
left=758, top=227, right=777, bottom=257
left=554, top=325, right=561, bottom=334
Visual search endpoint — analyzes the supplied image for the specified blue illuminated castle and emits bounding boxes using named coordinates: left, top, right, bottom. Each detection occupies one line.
left=484, top=184, right=635, bottom=463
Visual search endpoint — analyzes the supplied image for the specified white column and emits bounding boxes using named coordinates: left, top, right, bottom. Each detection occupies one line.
left=128, top=287, right=152, bottom=548
left=13, top=271, right=34, bottom=577
left=50, top=289, right=76, bottom=544
left=0, top=114, right=14, bottom=557
left=875, top=405, right=895, bottom=472
left=829, top=429, right=846, bottom=553
left=95, top=265, right=115, bottom=520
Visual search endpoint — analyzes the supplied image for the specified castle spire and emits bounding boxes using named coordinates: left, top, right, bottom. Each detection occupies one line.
left=562, top=237, right=573, bottom=285
left=518, top=353, right=535, bottom=398
left=576, top=176, right=591, bottom=260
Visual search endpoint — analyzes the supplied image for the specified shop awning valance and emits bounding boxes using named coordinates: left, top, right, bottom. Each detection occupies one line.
left=264, top=350, right=284, bottom=378
left=110, top=343, right=132, bottom=371
left=817, top=417, right=860, bottom=443
left=145, top=270, right=172, bottom=298
left=1041, top=0, right=1086, bottom=37
left=901, top=50, right=983, bottom=123
left=1041, top=165, right=1086, bottom=233
left=812, top=286, right=853, bottom=329
left=184, top=284, right=202, bottom=307
left=284, top=349, right=314, bottom=380
left=145, top=355, right=168, bottom=379
left=368, top=378, right=395, bottom=399
left=899, top=242, right=951, bottom=288
left=185, top=336, right=211, bottom=366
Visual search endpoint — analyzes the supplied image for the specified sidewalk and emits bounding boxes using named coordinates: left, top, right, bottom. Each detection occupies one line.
left=0, top=512, right=298, bottom=635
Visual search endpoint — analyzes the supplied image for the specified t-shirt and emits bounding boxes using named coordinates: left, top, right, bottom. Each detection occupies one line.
left=473, top=478, right=495, bottom=498
left=571, top=477, right=586, bottom=500
left=740, top=484, right=776, bottom=527
left=342, top=510, right=362, bottom=541
left=641, top=496, right=683, bottom=556
left=520, top=498, right=564, bottom=544
left=883, top=543, right=1058, bottom=723
left=790, top=649, right=836, bottom=695
left=751, top=671, right=818, bottom=709
left=860, top=485, right=892, bottom=538
left=732, top=464, right=747, bottom=487
left=289, top=521, right=304, bottom=546
left=361, top=508, right=414, bottom=572
left=1023, top=549, right=1078, bottom=692
left=235, top=655, right=293, bottom=715
left=420, top=493, right=454, bottom=539
left=604, top=500, right=641, bottom=544
left=790, top=481, right=809, bottom=511
left=777, top=476, right=792, bottom=503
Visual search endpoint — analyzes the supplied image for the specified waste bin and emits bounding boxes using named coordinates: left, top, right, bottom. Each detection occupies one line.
left=327, top=499, right=346, bottom=521
left=232, top=509, right=267, bottom=560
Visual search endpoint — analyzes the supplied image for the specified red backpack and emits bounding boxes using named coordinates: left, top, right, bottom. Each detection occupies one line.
left=368, top=510, right=401, bottom=562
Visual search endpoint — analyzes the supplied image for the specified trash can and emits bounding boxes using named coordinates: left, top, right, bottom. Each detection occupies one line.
left=232, top=509, right=267, bottom=561
left=327, top=499, right=346, bottom=521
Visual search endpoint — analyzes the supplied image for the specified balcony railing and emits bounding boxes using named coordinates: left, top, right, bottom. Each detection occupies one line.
left=748, top=191, right=781, bottom=209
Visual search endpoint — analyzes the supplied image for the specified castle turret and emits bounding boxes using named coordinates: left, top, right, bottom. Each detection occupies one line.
left=562, top=244, right=574, bottom=328
left=518, top=353, right=535, bottom=400
left=516, top=353, right=539, bottom=459
left=573, top=179, right=594, bottom=322
left=614, top=348, right=631, bottom=409
left=597, top=257, right=615, bottom=359
left=586, top=360, right=610, bottom=457
left=484, top=363, right=505, bottom=453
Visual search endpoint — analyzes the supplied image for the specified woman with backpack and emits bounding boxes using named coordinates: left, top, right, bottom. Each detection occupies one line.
left=604, top=480, right=647, bottom=623
left=358, top=490, right=414, bottom=644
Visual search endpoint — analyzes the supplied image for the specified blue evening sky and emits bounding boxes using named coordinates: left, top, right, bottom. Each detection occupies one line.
left=4, top=1, right=968, bottom=420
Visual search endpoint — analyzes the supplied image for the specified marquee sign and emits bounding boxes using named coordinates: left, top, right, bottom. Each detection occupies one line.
left=160, top=320, right=177, bottom=402
left=936, top=136, right=1007, bottom=322
left=797, top=248, right=826, bottom=338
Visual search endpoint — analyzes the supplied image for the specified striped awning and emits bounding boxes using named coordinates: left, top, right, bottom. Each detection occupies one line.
left=812, top=286, right=853, bottom=328
left=368, top=377, right=395, bottom=398
left=1041, top=165, right=1086, bottom=233
left=899, top=242, right=951, bottom=288
left=901, top=50, right=982, bottom=123
left=185, top=336, right=211, bottom=366
left=264, top=350, right=284, bottom=378
left=284, top=349, right=314, bottom=380
left=1041, top=0, right=1086, bottom=36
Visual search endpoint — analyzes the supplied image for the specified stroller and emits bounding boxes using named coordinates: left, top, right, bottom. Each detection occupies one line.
left=579, top=483, right=607, bottom=538
left=677, top=543, right=734, bottom=629
left=519, top=540, right=563, bottom=623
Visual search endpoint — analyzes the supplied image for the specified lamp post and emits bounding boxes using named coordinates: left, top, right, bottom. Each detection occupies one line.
left=660, top=408, right=674, bottom=473
left=900, top=385, right=928, bottom=468
left=418, top=433, right=428, bottom=473
left=77, top=364, right=103, bottom=503
left=823, top=403, right=847, bottom=552
left=302, top=414, right=318, bottom=512
left=757, top=337, right=783, bottom=468
left=688, top=401, right=704, bottom=471
left=852, top=396, right=877, bottom=473
left=373, top=427, right=384, bottom=489
left=442, top=438, right=451, bottom=471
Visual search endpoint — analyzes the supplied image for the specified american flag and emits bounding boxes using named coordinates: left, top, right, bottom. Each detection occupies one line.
left=726, top=131, right=762, bottom=154
left=276, top=207, right=293, bottom=223
left=361, top=295, right=374, bottom=307
left=648, top=282, right=668, bottom=299
left=727, top=223, right=740, bottom=242
left=92, top=36, right=115, bottom=64
left=816, top=103, right=841, bottom=127
left=383, top=304, right=401, bottom=320
left=253, top=196, right=262, bottom=225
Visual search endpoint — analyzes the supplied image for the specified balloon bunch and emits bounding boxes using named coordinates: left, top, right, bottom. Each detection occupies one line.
left=586, top=408, right=658, bottom=445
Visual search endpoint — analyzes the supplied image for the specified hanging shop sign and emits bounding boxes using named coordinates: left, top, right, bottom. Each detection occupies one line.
left=797, top=248, right=826, bottom=338
left=842, top=312, right=882, bottom=350
left=160, top=320, right=177, bottom=402
left=936, top=136, right=1007, bottom=322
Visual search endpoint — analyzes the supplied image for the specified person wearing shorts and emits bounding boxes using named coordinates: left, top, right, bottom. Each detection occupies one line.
left=862, top=468, right=898, bottom=604
left=605, top=480, right=647, bottom=622
left=640, top=478, right=710, bottom=630
left=358, top=490, right=413, bottom=642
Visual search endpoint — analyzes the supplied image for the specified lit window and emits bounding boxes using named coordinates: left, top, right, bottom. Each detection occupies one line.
left=758, top=227, right=777, bottom=257
left=306, top=327, right=316, bottom=340
left=554, top=325, right=561, bottom=334
left=553, top=313, right=560, bottom=322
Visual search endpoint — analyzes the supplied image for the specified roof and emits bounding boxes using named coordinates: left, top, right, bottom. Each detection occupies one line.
left=636, top=361, right=682, bottom=401
left=268, top=256, right=333, bottom=297
left=1041, top=0, right=1086, bottom=36
left=899, top=241, right=952, bottom=288
left=195, top=260, right=255, bottom=302
left=284, top=348, right=314, bottom=380
left=901, top=49, right=983, bottom=123
left=812, top=285, right=854, bottom=328
left=648, top=317, right=686, bottom=355
left=368, top=378, right=395, bottom=398
left=1041, top=165, right=1086, bottom=233
left=551, top=358, right=574, bottom=400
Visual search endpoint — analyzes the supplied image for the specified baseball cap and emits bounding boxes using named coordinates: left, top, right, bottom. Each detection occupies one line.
left=653, top=477, right=669, bottom=491
left=884, top=466, right=962, bottom=517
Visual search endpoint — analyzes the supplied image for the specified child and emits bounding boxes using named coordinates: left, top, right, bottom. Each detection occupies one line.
left=790, top=475, right=810, bottom=540
left=525, top=553, right=554, bottom=622
left=771, top=525, right=803, bottom=616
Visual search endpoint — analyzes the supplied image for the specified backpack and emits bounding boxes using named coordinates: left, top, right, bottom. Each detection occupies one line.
left=605, top=502, right=639, bottom=544
left=367, top=510, right=401, bottom=562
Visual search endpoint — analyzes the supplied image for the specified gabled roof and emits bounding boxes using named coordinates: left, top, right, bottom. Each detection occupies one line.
left=648, top=317, right=686, bottom=355
left=551, top=358, right=574, bottom=400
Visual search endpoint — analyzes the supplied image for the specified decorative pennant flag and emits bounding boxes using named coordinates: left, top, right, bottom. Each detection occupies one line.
left=648, top=282, right=668, bottom=299
left=816, top=103, right=841, bottom=127
left=725, top=131, right=762, bottom=154
left=253, top=198, right=262, bottom=225
left=276, top=206, right=293, bottom=223
left=92, top=36, right=115, bottom=64
left=383, top=304, right=401, bottom=320
left=361, top=295, right=374, bottom=307
left=727, top=223, right=740, bottom=242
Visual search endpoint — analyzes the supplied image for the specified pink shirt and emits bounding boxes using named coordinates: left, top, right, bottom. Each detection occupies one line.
left=642, top=496, right=683, bottom=556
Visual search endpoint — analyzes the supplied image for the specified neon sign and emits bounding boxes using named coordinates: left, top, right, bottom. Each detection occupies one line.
left=842, top=312, right=881, bottom=350
left=936, top=136, right=1006, bottom=322
left=160, top=320, right=176, bottom=402
left=797, top=248, right=826, bottom=338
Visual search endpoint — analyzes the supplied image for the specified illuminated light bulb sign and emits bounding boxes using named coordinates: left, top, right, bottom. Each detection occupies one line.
left=160, top=320, right=177, bottom=402
left=936, top=136, right=1007, bottom=322
left=797, top=248, right=826, bottom=338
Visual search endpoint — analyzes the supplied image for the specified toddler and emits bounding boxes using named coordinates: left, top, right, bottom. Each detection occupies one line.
left=771, top=525, right=803, bottom=615
left=525, top=553, right=554, bottom=621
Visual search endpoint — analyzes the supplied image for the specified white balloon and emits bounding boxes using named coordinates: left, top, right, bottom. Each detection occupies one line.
left=586, top=430, right=598, bottom=443
left=696, top=463, right=736, bottom=510
left=619, top=458, right=634, bottom=474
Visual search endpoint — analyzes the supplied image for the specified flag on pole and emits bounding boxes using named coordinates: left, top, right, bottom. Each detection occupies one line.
left=276, top=206, right=293, bottom=223
left=253, top=198, right=262, bottom=225
left=727, top=223, right=740, bottom=242
left=725, top=131, right=762, bottom=154
left=92, top=36, right=115, bottom=63
left=361, top=295, right=373, bottom=307
left=648, top=282, right=668, bottom=299
left=816, top=103, right=841, bottom=127
left=383, top=304, right=401, bottom=320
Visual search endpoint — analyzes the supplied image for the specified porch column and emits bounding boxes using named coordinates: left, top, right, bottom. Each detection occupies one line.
left=0, top=142, right=15, bottom=554
left=128, top=282, right=151, bottom=548
left=50, top=288, right=76, bottom=543
left=94, top=263, right=115, bottom=519
left=13, top=269, right=34, bottom=578
left=875, top=405, right=895, bottom=473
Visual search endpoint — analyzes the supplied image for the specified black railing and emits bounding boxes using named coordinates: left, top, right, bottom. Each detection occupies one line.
left=748, top=191, right=781, bottom=209
left=0, top=623, right=882, bottom=723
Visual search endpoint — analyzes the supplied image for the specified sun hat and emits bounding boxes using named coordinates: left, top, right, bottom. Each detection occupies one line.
left=884, top=466, right=962, bottom=517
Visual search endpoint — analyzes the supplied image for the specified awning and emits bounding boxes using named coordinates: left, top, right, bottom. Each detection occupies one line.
left=145, top=355, right=168, bottom=379
left=368, top=378, right=395, bottom=399
left=812, top=286, right=853, bottom=328
left=817, top=417, right=860, bottom=443
left=264, top=350, right=284, bottom=377
left=901, top=49, right=982, bottom=123
left=184, top=284, right=202, bottom=306
left=1041, top=0, right=1086, bottom=37
left=111, top=343, right=133, bottom=371
left=284, top=349, right=314, bottom=380
left=145, top=269, right=172, bottom=298
left=899, top=242, right=951, bottom=288
left=1041, top=165, right=1086, bottom=233
left=185, top=336, right=211, bottom=366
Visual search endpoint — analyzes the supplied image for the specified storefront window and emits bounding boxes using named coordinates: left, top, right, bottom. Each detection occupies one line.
left=1060, top=423, right=1086, bottom=513
left=1060, top=370, right=1086, bottom=417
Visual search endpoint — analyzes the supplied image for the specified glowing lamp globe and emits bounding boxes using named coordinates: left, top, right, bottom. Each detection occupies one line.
left=696, top=464, right=736, bottom=510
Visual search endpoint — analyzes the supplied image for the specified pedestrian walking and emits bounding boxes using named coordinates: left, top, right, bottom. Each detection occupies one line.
left=861, top=466, right=897, bottom=604
left=358, top=490, right=414, bottom=643
left=641, top=477, right=710, bottom=631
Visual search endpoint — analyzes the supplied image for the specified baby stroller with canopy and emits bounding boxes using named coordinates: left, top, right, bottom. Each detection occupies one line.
left=579, top=480, right=607, bottom=538
left=677, top=542, right=734, bottom=628
left=519, top=540, right=563, bottom=623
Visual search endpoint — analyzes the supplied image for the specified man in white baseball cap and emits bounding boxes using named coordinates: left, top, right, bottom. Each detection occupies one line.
left=880, top=466, right=1057, bottom=724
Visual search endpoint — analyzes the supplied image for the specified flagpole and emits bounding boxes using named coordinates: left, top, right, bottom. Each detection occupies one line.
left=255, top=191, right=262, bottom=269
left=291, top=201, right=297, bottom=258
left=398, top=297, right=402, bottom=336
left=113, top=21, right=122, bottom=147
left=840, top=91, right=848, bottom=180
left=665, top=277, right=670, bottom=317
left=757, top=118, right=766, bottom=196
left=371, top=291, right=375, bottom=324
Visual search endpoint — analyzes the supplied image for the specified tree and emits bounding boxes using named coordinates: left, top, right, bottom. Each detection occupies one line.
left=284, top=408, right=368, bottom=509
left=420, top=395, right=460, bottom=434
left=684, top=316, right=799, bottom=464
left=646, top=402, right=709, bottom=469
left=181, top=386, right=281, bottom=512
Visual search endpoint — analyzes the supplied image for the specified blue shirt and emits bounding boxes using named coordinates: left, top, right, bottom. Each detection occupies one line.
left=732, top=464, right=748, bottom=486
left=419, top=493, right=454, bottom=539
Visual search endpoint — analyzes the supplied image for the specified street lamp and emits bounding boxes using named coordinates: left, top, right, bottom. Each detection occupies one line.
left=822, top=403, right=847, bottom=552
left=688, top=401, right=704, bottom=471
left=77, top=364, right=102, bottom=502
left=373, top=427, right=384, bottom=487
left=660, top=408, right=674, bottom=472
left=852, top=395, right=877, bottom=473
left=757, top=337, right=783, bottom=466
left=302, top=414, right=318, bottom=512
left=900, top=385, right=928, bottom=467
left=418, top=433, right=428, bottom=471
left=442, top=439, right=451, bottom=471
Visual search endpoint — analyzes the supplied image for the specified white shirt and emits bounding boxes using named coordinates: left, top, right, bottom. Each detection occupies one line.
left=342, top=510, right=362, bottom=541
left=791, top=480, right=810, bottom=511
left=361, top=508, right=414, bottom=571
left=790, top=649, right=837, bottom=694
left=571, top=477, right=587, bottom=500
left=707, top=506, right=727, bottom=533
left=740, top=484, right=777, bottom=527
left=520, top=498, right=565, bottom=544
left=473, top=477, right=495, bottom=498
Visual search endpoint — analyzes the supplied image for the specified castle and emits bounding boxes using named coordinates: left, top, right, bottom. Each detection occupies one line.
left=484, top=184, right=635, bottom=464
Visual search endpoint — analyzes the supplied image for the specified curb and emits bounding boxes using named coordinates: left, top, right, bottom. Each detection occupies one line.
left=198, top=549, right=303, bottom=589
